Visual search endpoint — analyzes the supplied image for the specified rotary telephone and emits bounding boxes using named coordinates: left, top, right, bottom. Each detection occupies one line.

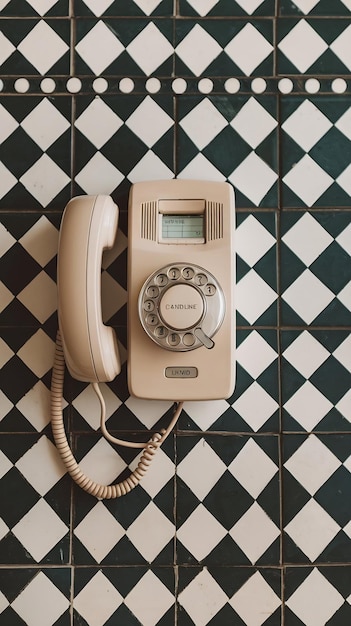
left=51, top=180, right=235, bottom=498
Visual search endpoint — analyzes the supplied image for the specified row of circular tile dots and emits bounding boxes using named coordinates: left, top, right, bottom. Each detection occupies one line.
left=2, top=76, right=350, bottom=94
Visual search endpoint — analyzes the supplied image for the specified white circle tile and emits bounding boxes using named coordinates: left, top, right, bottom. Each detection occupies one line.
left=40, top=78, right=56, bottom=93
left=119, top=78, right=134, bottom=93
left=93, top=78, right=108, bottom=93
left=15, top=78, right=30, bottom=93
left=224, top=78, right=240, bottom=93
left=198, top=78, right=213, bottom=94
left=251, top=78, right=266, bottom=94
left=66, top=77, right=82, bottom=93
left=332, top=78, right=347, bottom=94
left=305, top=78, right=320, bottom=94
left=146, top=78, right=161, bottom=93
left=278, top=78, right=294, bottom=94
left=172, top=78, right=187, bottom=94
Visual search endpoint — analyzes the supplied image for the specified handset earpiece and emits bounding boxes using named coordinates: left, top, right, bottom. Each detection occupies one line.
left=57, top=194, right=121, bottom=382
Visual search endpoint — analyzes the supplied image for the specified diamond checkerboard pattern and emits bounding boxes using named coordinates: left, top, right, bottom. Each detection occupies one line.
left=1, top=2, right=351, bottom=625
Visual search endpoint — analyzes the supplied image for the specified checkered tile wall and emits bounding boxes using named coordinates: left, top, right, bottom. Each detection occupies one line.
left=1, top=1, right=351, bottom=624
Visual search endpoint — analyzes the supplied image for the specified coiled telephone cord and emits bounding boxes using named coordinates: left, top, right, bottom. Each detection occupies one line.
left=51, top=331, right=183, bottom=499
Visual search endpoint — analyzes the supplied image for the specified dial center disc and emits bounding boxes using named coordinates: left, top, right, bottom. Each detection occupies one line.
left=159, top=284, right=204, bottom=330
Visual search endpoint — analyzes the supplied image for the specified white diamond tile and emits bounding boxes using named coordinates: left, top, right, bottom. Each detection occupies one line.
left=229, top=152, right=278, bottom=205
left=74, top=571, right=123, bottom=626
left=74, top=502, right=125, bottom=562
left=236, top=331, right=277, bottom=380
left=16, top=381, right=54, bottom=431
left=236, top=270, right=277, bottom=325
left=177, top=504, right=227, bottom=561
left=283, top=154, right=334, bottom=206
left=232, top=382, right=278, bottom=432
left=0, top=450, right=12, bottom=480
left=229, top=502, right=280, bottom=564
left=283, top=331, right=330, bottom=378
left=79, top=0, right=114, bottom=16
left=330, top=24, right=351, bottom=70
left=235, top=0, right=268, bottom=14
left=0, top=222, right=16, bottom=257
left=333, top=335, right=351, bottom=372
left=236, top=215, right=275, bottom=267
left=0, top=104, right=18, bottom=143
left=282, top=213, right=333, bottom=266
left=127, top=502, right=174, bottom=562
left=19, top=216, right=58, bottom=267
left=284, top=380, right=333, bottom=431
left=337, top=280, right=351, bottom=312
left=21, top=99, right=70, bottom=151
left=225, top=23, right=273, bottom=76
left=27, top=0, right=61, bottom=14
left=229, top=439, right=278, bottom=499
left=17, top=21, right=69, bottom=74
left=344, top=455, right=351, bottom=474
left=0, top=31, right=15, bottom=64
left=335, top=388, right=351, bottom=422
left=231, top=97, right=277, bottom=149
left=177, top=439, right=227, bottom=501
left=12, top=499, right=68, bottom=562
left=72, top=383, right=122, bottom=430
left=282, top=100, right=333, bottom=152
left=180, top=98, right=227, bottom=150
left=0, top=162, right=17, bottom=200
left=178, top=153, right=226, bottom=182
left=76, top=21, right=124, bottom=74
left=336, top=222, right=351, bottom=255
left=124, top=570, right=174, bottom=626
left=182, top=399, right=230, bottom=429
left=126, top=23, right=173, bottom=75
left=292, top=0, right=320, bottom=12
left=130, top=448, right=174, bottom=498
left=335, top=107, right=351, bottom=140
left=133, top=0, right=165, bottom=15
left=79, top=438, right=127, bottom=486
left=178, top=568, right=227, bottom=626
left=12, top=572, right=69, bottom=626
left=128, top=150, right=174, bottom=182
left=125, top=396, right=172, bottom=428
left=17, top=271, right=57, bottom=323
left=287, top=499, right=340, bottom=562
left=0, top=517, right=9, bottom=541
left=336, top=163, right=351, bottom=196
left=284, top=435, right=341, bottom=496
left=75, top=98, right=123, bottom=149
left=176, top=24, right=222, bottom=76
left=15, top=436, right=66, bottom=496
left=286, top=568, right=344, bottom=626
left=75, top=152, right=124, bottom=194
left=0, top=338, right=13, bottom=368
left=229, top=571, right=281, bottom=626
left=184, top=0, right=220, bottom=15
left=278, top=20, right=328, bottom=73
left=126, top=96, right=173, bottom=147
left=19, top=154, right=70, bottom=206
left=17, top=330, right=55, bottom=378
left=0, top=390, right=13, bottom=421
left=282, top=269, right=334, bottom=324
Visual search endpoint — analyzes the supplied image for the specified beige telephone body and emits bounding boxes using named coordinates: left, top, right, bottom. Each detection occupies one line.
left=58, top=179, right=236, bottom=401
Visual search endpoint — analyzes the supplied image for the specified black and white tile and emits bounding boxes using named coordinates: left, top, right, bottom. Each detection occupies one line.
left=1, top=3, right=351, bottom=625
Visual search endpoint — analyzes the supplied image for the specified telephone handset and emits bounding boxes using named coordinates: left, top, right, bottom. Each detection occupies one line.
left=51, top=180, right=235, bottom=498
